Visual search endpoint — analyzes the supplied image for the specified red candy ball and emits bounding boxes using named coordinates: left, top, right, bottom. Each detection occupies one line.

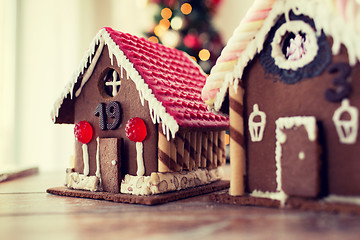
left=74, top=121, right=93, bottom=144
left=125, top=117, right=147, bottom=142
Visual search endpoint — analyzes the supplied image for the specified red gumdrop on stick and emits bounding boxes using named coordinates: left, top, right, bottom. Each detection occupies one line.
left=125, top=117, right=147, bottom=142
left=74, top=121, right=93, bottom=144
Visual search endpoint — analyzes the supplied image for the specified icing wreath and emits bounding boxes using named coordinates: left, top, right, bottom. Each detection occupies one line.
left=260, top=12, right=332, bottom=84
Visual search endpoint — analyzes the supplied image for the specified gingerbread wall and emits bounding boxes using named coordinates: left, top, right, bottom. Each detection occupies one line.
left=73, top=45, right=158, bottom=179
left=242, top=39, right=360, bottom=196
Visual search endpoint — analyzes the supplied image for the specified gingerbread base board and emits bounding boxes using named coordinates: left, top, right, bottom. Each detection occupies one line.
left=211, top=190, right=360, bottom=214
left=47, top=180, right=230, bottom=205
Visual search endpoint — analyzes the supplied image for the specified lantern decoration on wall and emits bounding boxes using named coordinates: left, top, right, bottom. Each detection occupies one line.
left=248, top=104, right=266, bottom=142
left=74, top=121, right=94, bottom=176
left=125, top=117, right=147, bottom=176
left=332, top=99, right=359, bottom=144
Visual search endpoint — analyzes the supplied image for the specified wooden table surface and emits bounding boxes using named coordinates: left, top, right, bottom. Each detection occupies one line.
left=1, top=165, right=360, bottom=240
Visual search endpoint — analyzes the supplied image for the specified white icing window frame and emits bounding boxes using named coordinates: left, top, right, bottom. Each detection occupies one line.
left=271, top=20, right=319, bottom=71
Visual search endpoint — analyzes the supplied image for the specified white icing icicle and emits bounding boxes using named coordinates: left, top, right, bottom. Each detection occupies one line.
left=136, top=142, right=145, bottom=176
left=75, top=39, right=105, bottom=97
left=82, top=144, right=90, bottom=176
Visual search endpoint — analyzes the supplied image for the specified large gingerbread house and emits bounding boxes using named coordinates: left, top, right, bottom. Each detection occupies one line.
left=49, top=27, right=229, bottom=203
left=202, top=0, right=360, bottom=212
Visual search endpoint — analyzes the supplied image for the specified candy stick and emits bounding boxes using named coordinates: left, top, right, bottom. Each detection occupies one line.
left=170, top=137, right=181, bottom=171
left=190, top=132, right=197, bottom=170
left=207, top=131, right=214, bottom=169
left=202, top=0, right=275, bottom=109
left=176, top=133, right=185, bottom=170
left=218, top=131, right=226, bottom=166
left=213, top=131, right=219, bottom=168
left=158, top=128, right=171, bottom=173
left=201, top=132, right=208, bottom=168
left=229, top=86, right=245, bottom=196
left=196, top=132, right=202, bottom=168
left=183, top=132, right=191, bottom=170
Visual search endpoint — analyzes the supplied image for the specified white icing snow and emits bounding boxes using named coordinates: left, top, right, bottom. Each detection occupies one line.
left=121, top=167, right=223, bottom=196
left=65, top=171, right=100, bottom=192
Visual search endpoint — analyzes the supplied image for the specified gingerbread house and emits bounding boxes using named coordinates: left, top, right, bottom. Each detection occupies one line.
left=50, top=27, right=229, bottom=202
left=202, top=0, right=360, bottom=212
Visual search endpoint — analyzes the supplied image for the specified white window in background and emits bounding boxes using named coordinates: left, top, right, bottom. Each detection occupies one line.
left=0, top=0, right=16, bottom=169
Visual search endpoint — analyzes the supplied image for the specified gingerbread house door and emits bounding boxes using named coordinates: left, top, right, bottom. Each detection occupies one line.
left=99, top=138, right=123, bottom=193
left=275, top=116, right=321, bottom=197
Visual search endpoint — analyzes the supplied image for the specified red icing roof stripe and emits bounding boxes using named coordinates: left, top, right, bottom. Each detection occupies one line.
left=104, top=27, right=229, bottom=129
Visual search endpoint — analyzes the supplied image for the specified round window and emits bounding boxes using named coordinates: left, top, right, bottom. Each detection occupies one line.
left=100, top=68, right=121, bottom=97
left=259, top=13, right=331, bottom=84
left=271, top=20, right=318, bottom=71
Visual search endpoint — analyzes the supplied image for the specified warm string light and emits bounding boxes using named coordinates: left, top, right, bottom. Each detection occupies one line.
left=181, top=3, right=192, bottom=15
left=171, top=16, right=183, bottom=31
left=148, top=36, right=159, bottom=43
left=153, top=3, right=212, bottom=62
left=199, top=49, right=210, bottom=61
left=161, top=7, right=172, bottom=19
left=146, top=0, right=224, bottom=74
left=159, top=19, right=170, bottom=29
left=154, top=25, right=167, bottom=37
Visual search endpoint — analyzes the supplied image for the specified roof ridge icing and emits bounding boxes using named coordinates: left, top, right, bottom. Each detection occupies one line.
left=202, top=0, right=360, bottom=112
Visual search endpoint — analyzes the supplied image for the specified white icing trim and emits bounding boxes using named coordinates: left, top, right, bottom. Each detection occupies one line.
left=275, top=116, right=317, bottom=141
left=250, top=190, right=288, bottom=207
left=51, top=28, right=180, bottom=139
left=210, top=0, right=360, bottom=112
left=271, top=20, right=318, bottom=70
left=325, top=194, right=360, bottom=205
left=75, top=40, right=105, bottom=97
left=248, top=104, right=266, bottom=142
left=136, top=142, right=145, bottom=176
left=82, top=144, right=89, bottom=176
left=332, top=99, right=359, bottom=144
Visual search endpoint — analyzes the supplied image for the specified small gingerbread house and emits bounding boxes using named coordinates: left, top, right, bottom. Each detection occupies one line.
left=51, top=27, right=228, bottom=198
left=202, top=0, right=360, bottom=211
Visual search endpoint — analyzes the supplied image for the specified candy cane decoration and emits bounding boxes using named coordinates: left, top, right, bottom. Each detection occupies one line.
left=202, top=0, right=276, bottom=109
left=125, top=117, right=147, bottom=176
left=74, top=121, right=93, bottom=176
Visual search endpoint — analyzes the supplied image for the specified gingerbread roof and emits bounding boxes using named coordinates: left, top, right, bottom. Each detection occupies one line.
left=202, top=0, right=360, bottom=112
left=51, top=27, right=228, bottom=139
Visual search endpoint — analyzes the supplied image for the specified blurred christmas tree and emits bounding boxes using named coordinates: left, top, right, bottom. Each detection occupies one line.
left=145, top=0, right=224, bottom=74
